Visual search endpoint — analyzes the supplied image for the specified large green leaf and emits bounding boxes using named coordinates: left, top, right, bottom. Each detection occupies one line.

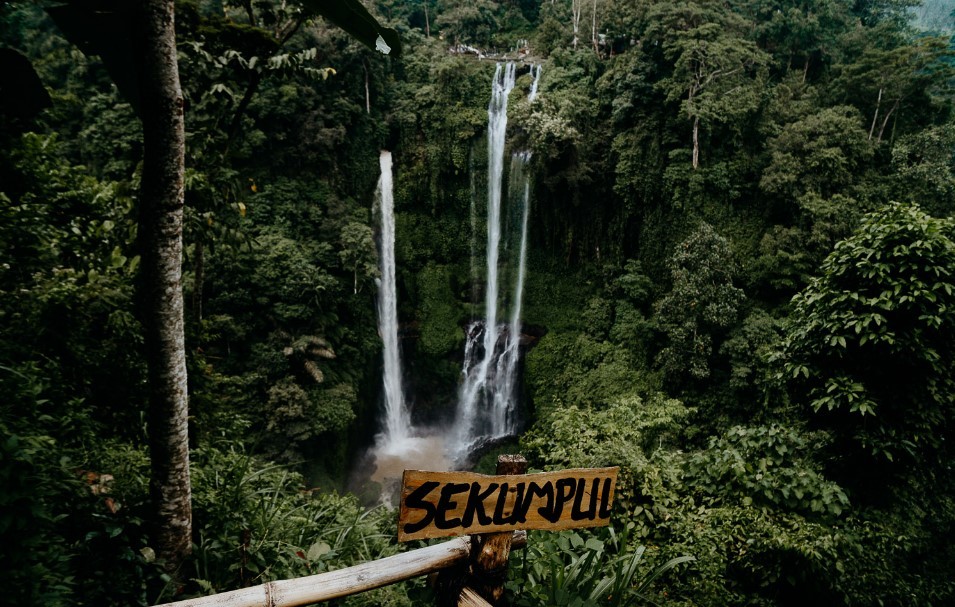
left=45, top=1, right=140, bottom=112
left=300, top=0, right=401, bottom=57
left=0, top=48, right=53, bottom=123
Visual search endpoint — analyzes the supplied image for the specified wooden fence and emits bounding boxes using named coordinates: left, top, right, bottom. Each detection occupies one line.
left=154, top=530, right=526, bottom=607
left=155, top=456, right=541, bottom=607
left=152, top=455, right=619, bottom=607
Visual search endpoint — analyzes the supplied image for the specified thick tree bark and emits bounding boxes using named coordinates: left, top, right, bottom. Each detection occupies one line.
left=136, top=0, right=192, bottom=576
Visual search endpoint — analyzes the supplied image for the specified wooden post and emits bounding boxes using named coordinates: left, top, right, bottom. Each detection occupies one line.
left=468, top=454, right=527, bottom=606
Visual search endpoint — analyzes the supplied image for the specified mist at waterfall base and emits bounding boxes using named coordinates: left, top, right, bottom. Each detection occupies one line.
left=365, top=63, right=537, bottom=502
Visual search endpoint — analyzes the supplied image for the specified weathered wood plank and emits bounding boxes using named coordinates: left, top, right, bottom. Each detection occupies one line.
left=458, top=586, right=494, bottom=607
left=399, top=466, right=618, bottom=541
left=154, top=532, right=526, bottom=607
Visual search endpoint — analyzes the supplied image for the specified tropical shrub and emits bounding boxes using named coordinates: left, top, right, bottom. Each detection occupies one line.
left=781, top=202, right=955, bottom=469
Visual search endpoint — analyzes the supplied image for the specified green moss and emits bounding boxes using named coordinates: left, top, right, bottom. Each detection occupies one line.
left=417, top=263, right=465, bottom=357
left=521, top=257, right=594, bottom=332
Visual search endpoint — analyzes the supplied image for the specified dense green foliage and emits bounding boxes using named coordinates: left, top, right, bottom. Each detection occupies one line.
left=781, top=202, right=955, bottom=473
left=2, top=0, right=955, bottom=604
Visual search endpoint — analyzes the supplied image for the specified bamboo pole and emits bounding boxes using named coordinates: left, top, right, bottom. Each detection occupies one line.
left=154, top=531, right=526, bottom=607
left=458, top=587, right=494, bottom=607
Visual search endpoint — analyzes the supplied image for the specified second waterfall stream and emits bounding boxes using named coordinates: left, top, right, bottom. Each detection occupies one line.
left=450, top=63, right=533, bottom=463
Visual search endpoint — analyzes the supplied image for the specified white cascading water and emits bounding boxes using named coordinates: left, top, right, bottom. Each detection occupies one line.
left=489, top=151, right=531, bottom=437
left=368, top=65, right=541, bottom=495
left=370, top=151, right=450, bottom=501
left=452, top=63, right=534, bottom=462
left=528, top=64, right=543, bottom=102
left=375, top=151, right=411, bottom=446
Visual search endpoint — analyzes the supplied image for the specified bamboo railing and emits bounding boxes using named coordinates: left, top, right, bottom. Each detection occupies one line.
left=154, top=531, right=526, bottom=607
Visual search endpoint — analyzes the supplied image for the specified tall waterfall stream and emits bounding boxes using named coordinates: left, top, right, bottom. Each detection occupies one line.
left=368, top=63, right=539, bottom=500
left=375, top=151, right=411, bottom=446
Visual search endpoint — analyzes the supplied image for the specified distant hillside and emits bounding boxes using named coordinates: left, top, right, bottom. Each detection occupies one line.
left=912, top=0, right=955, bottom=32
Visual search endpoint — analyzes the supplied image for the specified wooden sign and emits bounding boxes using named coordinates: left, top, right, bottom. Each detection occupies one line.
left=398, top=467, right=618, bottom=542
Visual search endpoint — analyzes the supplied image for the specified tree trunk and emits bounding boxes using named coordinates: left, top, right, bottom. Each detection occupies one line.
left=363, top=60, right=371, bottom=114
left=136, top=0, right=192, bottom=577
left=877, top=99, right=900, bottom=143
left=571, top=0, right=581, bottom=49
left=868, top=87, right=883, bottom=141
left=424, top=1, right=430, bottom=38
left=223, top=70, right=263, bottom=157
left=193, top=239, right=204, bottom=325
left=692, top=115, right=700, bottom=170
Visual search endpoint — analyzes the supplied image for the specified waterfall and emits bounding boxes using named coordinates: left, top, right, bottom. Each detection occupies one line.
left=366, top=66, right=539, bottom=493
left=490, top=151, right=531, bottom=437
left=469, top=147, right=481, bottom=305
left=528, top=64, right=543, bottom=102
left=481, top=61, right=517, bottom=378
left=369, top=153, right=451, bottom=494
left=375, top=150, right=410, bottom=446
left=452, top=63, right=531, bottom=461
